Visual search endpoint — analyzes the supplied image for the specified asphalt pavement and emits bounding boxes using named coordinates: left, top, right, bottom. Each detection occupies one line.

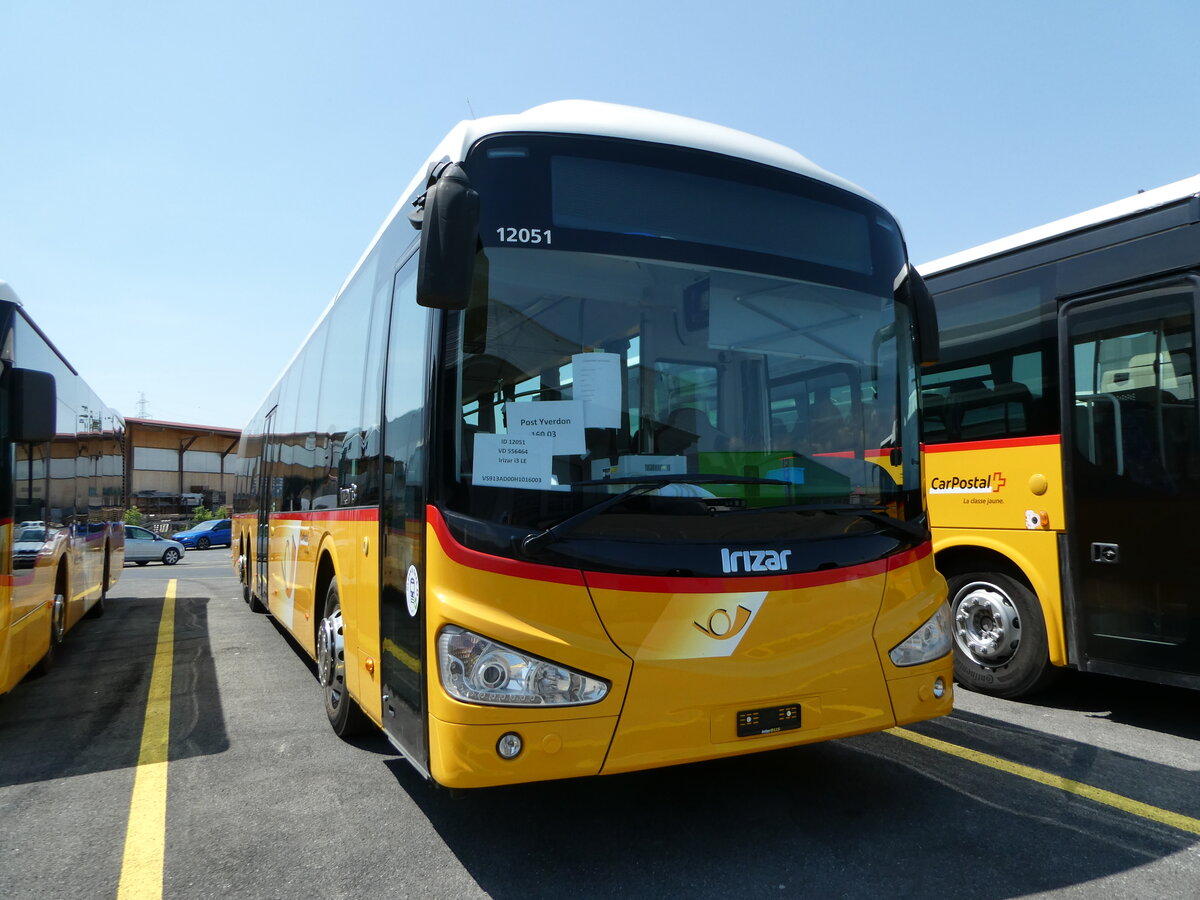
left=1, top=553, right=1197, bottom=899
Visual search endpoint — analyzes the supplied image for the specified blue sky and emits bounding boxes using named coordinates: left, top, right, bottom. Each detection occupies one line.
left=4, top=1, right=1198, bottom=429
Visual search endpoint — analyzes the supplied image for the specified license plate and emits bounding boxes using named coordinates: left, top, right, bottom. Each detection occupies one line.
left=737, top=703, right=801, bottom=737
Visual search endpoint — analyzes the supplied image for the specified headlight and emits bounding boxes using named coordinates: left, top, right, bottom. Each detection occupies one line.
left=437, top=626, right=609, bottom=707
left=889, top=604, right=952, bottom=667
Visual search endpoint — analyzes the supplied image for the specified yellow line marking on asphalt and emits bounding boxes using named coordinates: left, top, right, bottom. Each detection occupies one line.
left=890, top=726, right=1200, bottom=836
left=117, top=580, right=177, bottom=900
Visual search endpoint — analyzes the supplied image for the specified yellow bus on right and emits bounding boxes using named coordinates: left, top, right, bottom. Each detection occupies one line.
left=918, top=175, right=1200, bottom=698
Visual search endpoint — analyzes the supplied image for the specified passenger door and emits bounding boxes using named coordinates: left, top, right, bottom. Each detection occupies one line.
left=379, top=259, right=431, bottom=771
left=1061, top=278, right=1200, bottom=681
left=255, top=408, right=277, bottom=599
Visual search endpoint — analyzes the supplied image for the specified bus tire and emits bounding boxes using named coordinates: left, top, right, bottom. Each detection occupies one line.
left=88, top=549, right=109, bottom=618
left=33, top=586, right=66, bottom=677
left=247, top=570, right=267, bottom=614
left=947, top=570, right=1059, bottom=699
left=317, top=577, right=371, bottom=737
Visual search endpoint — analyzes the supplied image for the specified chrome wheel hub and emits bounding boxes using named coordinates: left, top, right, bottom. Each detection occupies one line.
left=52, top=592, right=66, bottom=643
left=953, top=582, right=1020, bottom=666
left=316, top=609, right=347, bottom=710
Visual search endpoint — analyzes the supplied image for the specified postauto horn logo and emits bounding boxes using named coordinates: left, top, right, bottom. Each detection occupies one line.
left=929, top=471, right=1006, bottom=494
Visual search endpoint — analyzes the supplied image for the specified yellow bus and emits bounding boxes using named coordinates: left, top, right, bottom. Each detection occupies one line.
left=233, top=101, right=952, bottom=788
left=0, top=281, right=125, bottom=696
left=919, top=175, right=1200, bottom=697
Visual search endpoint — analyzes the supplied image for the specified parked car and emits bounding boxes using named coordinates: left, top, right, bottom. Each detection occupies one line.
left=124, top=525, right=185, bottom=566
left=13, top=523, right=51, bottom=569
left=172, top=518, right=232, bottom=550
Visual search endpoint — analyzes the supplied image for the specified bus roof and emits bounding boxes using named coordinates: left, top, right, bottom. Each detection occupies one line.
left=261, top=102, right=887, bottom=412
left=402, top=100, right=872, bottom=206
left=353, top=101, right=876, bottom=295
left=919, top=174, right=1200, bottom=278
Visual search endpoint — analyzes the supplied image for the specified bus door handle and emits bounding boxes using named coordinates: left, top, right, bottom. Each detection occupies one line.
left=1091, top=542, right=1119, bottom=564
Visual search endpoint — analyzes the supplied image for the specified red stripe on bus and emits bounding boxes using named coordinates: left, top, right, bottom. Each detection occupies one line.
left=427, top=505, right=930, bottom=593
left=269, top=508, right=381, bottom=523
left=427, top=506, right=587, bottom=586
left=782, top=450, right=891, bottom=460
left=924, top=434, right=1062, bottom=454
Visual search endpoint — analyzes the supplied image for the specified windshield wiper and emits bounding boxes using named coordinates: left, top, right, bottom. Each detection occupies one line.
left=722, top=502, right=927, bottom=542
left=520, top=474, right=792, bottom=555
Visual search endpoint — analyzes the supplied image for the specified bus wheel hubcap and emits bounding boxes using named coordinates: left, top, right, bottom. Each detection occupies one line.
left=954, top=583, right=1019, bottom=666
left=317, top=611, right=345, bottom=706
left=52, top=592, right=66, bottom=642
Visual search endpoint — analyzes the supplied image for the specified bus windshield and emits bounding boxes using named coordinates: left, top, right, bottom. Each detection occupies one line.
left=436, top=138, right=920, bottom=568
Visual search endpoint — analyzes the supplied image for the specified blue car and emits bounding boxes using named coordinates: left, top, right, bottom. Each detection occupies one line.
left=173, top=518, right=232, bottom=550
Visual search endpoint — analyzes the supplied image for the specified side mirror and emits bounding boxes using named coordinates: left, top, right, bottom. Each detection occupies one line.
left=898, top=268, right=940, bottom=366
left=414, top=162, right=480, bottom=310
left=10, top=368, right=56, bottom=443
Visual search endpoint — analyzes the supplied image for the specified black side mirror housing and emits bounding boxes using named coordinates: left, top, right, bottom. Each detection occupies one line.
left=10, top=368, right=56, bottom=443
left=899, top=268, right=940, bottom=366
left=414, top=162, right=480, bottom=310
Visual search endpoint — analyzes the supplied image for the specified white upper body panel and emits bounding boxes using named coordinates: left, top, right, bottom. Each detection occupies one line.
left=350, top=100, right=875, bottom=298
left=920, top=174, right=1200, bottom=277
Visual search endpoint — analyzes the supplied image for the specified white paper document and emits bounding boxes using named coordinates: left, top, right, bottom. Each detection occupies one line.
left=504, top=400, right=586, bottom=456
left=472, top=433, right=553, bottom=489
left=572, top=352, right=622, bottom=429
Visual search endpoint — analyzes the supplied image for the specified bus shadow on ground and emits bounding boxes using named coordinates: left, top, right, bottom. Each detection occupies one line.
left=0, top=593, right=230, bottom=788
left=385, top=721, right=1197, bottom=900
left=906, top=699, right=1200, bottom=827
left=1014, top=670, right=1200, bottom=741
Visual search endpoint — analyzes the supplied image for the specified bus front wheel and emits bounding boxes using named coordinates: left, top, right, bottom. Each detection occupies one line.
left=316, top=578, right=371, bottom=737
left=946, top=570, right=1059, bottom=699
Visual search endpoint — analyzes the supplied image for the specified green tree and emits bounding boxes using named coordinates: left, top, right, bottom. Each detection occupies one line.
left=214, top=505, right=230, bottom=519
left=124, top=506, right=144, bottom=525
left=191, top=504, right=213, bottom=525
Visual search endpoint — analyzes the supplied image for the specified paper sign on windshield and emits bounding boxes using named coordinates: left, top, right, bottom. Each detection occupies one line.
left=472, top=433, right=553, bottom=489
left=504, top=400, right=586, bottom=456
left=572, top=352, right=621, bottom=429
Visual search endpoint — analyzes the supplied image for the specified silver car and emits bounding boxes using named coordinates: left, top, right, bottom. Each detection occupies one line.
left=124, top=525, right=185, bottom=566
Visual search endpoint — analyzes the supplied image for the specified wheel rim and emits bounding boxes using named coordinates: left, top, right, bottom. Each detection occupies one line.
left=198, top=537, right=209, bottom=550
left=52, top=592, right=66, bottom=643
left=164, top=549, right=179, bottom=564
left=317, top=605, right=348, bottom=713
left=953, top=581, right=1021, bottom=667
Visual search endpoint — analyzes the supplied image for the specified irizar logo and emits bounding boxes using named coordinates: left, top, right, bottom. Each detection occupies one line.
left=720, top=547, right=792, bottom=574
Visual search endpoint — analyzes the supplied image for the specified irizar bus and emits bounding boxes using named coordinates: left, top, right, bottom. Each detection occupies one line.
left=0, top=281, right=125, bottom=696
left=233, top=101, right=952, bottom=788
left=919, top=175, right=1200, bottom=697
